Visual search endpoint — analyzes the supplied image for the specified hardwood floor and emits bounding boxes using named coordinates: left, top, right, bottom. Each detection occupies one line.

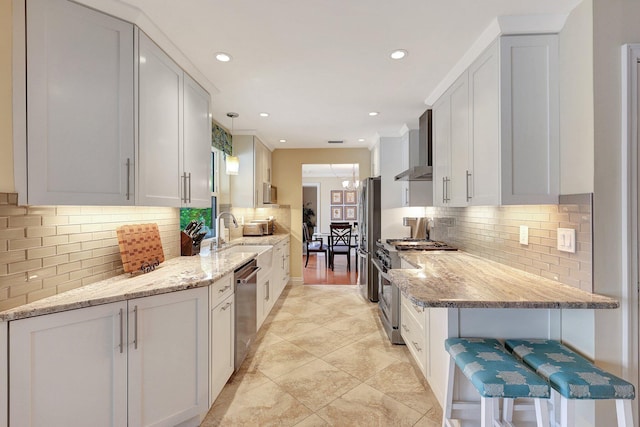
left=302, top=253, right=358, bottom=285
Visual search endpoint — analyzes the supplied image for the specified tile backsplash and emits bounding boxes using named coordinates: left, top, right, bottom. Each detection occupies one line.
left=427, top=194, right=593, bottom=292
left=0, top=195, right=180, bottom=311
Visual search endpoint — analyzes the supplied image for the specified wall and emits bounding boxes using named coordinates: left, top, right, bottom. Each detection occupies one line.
left=427, top=195, right=593, bottom=292
left=0, top=195, right=180, bottom=311
left=271, top=148, right=371, bottom=281
left=592, top=0, right=640, bottom=424
left=0, top=0, right=14, bottom=193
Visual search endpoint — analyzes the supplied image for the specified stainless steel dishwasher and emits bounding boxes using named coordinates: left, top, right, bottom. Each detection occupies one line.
left=234, top=258, right=260, bottom=371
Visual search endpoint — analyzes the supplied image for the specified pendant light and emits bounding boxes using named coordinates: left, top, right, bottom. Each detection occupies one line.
left=225, top=112, right=240, bottom=175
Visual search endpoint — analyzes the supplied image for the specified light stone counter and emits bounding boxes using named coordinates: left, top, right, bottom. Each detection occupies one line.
left=390, top=251, right=618, bottom=310
left=0, top=234, right=289, bottom=321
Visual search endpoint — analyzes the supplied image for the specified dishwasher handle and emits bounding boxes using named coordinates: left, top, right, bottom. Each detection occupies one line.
left=236, top=266, right=261, bottom=284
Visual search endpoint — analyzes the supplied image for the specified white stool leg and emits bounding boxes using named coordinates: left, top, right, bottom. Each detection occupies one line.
left=480, top=397, right=499, bottom=427
left=616, top=399, right=633, bottom=427
left=534, top=398, right=550, bottom=427
left=442, top=355, right=455, bottom=427
left=560, top=396, right=574, bottom=427
left=502, top=398, right=514, bottom=425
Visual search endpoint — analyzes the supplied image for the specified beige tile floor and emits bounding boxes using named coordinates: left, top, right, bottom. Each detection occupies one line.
left=201, top=283, right=443, bottom=426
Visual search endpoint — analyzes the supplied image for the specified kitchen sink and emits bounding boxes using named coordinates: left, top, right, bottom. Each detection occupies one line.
left=222, top=245, right=273, bottom=269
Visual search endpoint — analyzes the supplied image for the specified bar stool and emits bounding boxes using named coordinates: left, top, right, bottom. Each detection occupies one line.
left=505, top=339, right=635, bottom=427
left=444, top=337, right=551, bottom=427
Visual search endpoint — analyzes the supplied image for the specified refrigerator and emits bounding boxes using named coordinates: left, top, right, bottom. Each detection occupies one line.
left=356, top=177, right=381, bottom=302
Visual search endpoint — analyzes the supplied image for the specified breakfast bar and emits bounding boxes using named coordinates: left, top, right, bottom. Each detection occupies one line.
left=388, top=250, right=619, bottom=422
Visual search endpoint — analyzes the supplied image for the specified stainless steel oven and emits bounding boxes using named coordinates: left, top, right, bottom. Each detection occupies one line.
left=374, top=242, right=404, bottom=344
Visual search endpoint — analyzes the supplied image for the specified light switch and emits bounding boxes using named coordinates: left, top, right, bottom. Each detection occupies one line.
left=557, top=228, right=576, bottom=253
left=519, top=225, right=529, bottom=245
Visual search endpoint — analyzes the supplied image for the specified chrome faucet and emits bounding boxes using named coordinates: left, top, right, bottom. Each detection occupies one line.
left=214, top=212, right=239, bottom=247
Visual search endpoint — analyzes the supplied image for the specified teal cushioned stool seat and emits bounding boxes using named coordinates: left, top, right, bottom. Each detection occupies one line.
left=504, top=339, right=635, bottom=400
left=445, top=338, right=550, bottom=398
left=505, top=339, right=635, bottom=427
left=443, top=338, right=550, bottom=427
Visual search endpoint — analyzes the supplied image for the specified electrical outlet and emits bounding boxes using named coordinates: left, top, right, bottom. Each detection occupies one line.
left=519, top=225, right=529, bottom=245
left=557, top=228, right=576, bottom=253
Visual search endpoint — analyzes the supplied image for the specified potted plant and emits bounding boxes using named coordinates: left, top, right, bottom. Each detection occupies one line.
left=303, top=202, right=316, bottom=229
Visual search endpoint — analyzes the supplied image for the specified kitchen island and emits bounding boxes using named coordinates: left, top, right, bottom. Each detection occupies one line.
left=388, top=250, right=619, bottom=422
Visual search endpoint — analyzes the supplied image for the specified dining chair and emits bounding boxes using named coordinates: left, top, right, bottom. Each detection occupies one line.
left=329, top=223, right=352, bottom=271
left=303, top=223, right=328, bottom=268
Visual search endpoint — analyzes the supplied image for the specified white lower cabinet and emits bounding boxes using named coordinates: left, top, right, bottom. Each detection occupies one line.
left=9, top=287, right=208, bottom=427
left=400, top=294, right=451, bottom=409
left=210, top=293, right=234, bottom=405
left=209, top=274, right=234, bottom=405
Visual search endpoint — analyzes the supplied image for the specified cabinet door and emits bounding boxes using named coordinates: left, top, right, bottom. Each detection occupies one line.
left=210, top=293, right=234, bottom=405
left=26, top=0, right=134, bottom=205
left=229, top=136, right=256, bottom=208
left=469, top=41, right=500, bottom=206
left=432, top=97, right=451, bottom=207
left=183, top=74, right=211, bottom=208
left=138, top=31, right=183, bottom=207
left=500, top=35, right=559, bottom=205
left=448, top=72, right=470, bottom=207
left=10, top=302, right=128, bottom=427
left=128, top=287, right=208, bottom=427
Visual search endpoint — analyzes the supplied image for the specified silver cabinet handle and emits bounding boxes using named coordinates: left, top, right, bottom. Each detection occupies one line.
left=412, top=303, right=423, bottom=314
left=265, top=281, right=270, bottom=301
left=442, top=177, right=446, bottom=204
left=218, top=284, right=231, bottom=293
left=405, top=187, right=409, bottom=206
left=466, top=170, right=472, bottom=202
left=402, top=323, right=409, bottom=333
left=187, top=172, right=192, bottom=203
left=133, top=305, right=138, bottom=350
left=412, top=341, right=422, bottom=352
left=126, top=158, right=131, bottom=201
left=220, top=302, right=232, bottom=311
left=119, top=308, right=124, bottom=353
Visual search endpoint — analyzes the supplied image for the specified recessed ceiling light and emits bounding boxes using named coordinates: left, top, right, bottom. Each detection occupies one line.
left=369, top=111, right=379, bottom=117
left=279, top=139, right=287, bottom=143
left=390, top=49, right=408, bottom=60
left=358, top=138, right=365, bottom=142
left=259, top=112, right=270, bottom=117
left=215, top=52, right=232, bottom=62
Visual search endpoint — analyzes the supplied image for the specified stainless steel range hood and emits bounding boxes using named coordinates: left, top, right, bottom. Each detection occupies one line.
left=394, top=109, right=432, bottom=181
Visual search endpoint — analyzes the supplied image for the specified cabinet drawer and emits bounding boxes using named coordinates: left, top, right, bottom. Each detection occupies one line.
left=401, top=293, right=426, bottom=331
left=400, top=306, right=426, bottom=376
left=210, top=274, right=233, bottom=307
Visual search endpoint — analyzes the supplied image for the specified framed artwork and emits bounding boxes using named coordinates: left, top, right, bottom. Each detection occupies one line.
left=331, top=190, right=343, bottom=205
left=331, top=206, right=343, bottom=221
left=344, top=205, right=357, bottom=221
left=344, top=190, right=357, bottom=204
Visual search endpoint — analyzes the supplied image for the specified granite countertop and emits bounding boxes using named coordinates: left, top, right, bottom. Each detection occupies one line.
left=390, top=251, right=619, bottom=309
left=0, top=234, right=289, bottom=321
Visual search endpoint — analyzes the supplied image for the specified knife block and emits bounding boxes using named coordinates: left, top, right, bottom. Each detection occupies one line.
left=180, top=231, right=201, bottom=256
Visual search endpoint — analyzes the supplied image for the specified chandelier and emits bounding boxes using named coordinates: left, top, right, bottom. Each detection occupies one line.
left=341, top=164, right=360, bottom=190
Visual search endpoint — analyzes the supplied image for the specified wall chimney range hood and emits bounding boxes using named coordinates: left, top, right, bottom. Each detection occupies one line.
left=394, top=109, right=433, bottom=181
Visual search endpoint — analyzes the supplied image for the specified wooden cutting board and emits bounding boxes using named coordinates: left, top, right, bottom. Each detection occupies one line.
left=116, top=223, right=165, bottom=274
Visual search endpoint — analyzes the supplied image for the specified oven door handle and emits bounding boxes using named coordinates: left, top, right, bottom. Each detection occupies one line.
left=372, top=258, right=391, bottom=281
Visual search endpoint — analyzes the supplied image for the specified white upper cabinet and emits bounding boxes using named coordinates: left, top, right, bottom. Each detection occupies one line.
left=137, top=31, right=183, bottom=207
left=137, top=31, right=211, bottom=208
left=26, top=0, right=134, bottom=205
left=433, top=34, right=559, bottom=206
left=183, top=74, right=212, bottom=208
left=230, top=136, right=271, bottom=208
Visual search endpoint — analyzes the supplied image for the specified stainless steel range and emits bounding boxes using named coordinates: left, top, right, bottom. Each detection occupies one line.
left=374, top=238, right=457, bottom=344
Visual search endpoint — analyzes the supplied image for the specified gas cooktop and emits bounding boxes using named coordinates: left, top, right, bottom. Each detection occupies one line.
left=385, top=239, right=457, bottom=251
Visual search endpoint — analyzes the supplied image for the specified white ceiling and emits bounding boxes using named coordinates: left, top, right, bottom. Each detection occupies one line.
left=120, top=0, right=582, bottom=149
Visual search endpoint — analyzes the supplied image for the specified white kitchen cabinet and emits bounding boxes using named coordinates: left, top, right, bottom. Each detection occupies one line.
left=183, top=74, right=213, bottom=208
left=128, top=287, right=208, bottom=427
left=137, top=31, right=212, bottom=208
left=272, top=238, right=290, bottom=297
left=230, top=136, right=271, bottom=208
left=25, top=0, right=134, bottom=206
left=9, top=288, right=208, bottom=427
left=432, top=72, right=470, bottom=207
left=10, top=302, right=128, bottom=427
left=210, top=292, right=234, bottom=405
left=434, top=35, right=559, bottom=207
